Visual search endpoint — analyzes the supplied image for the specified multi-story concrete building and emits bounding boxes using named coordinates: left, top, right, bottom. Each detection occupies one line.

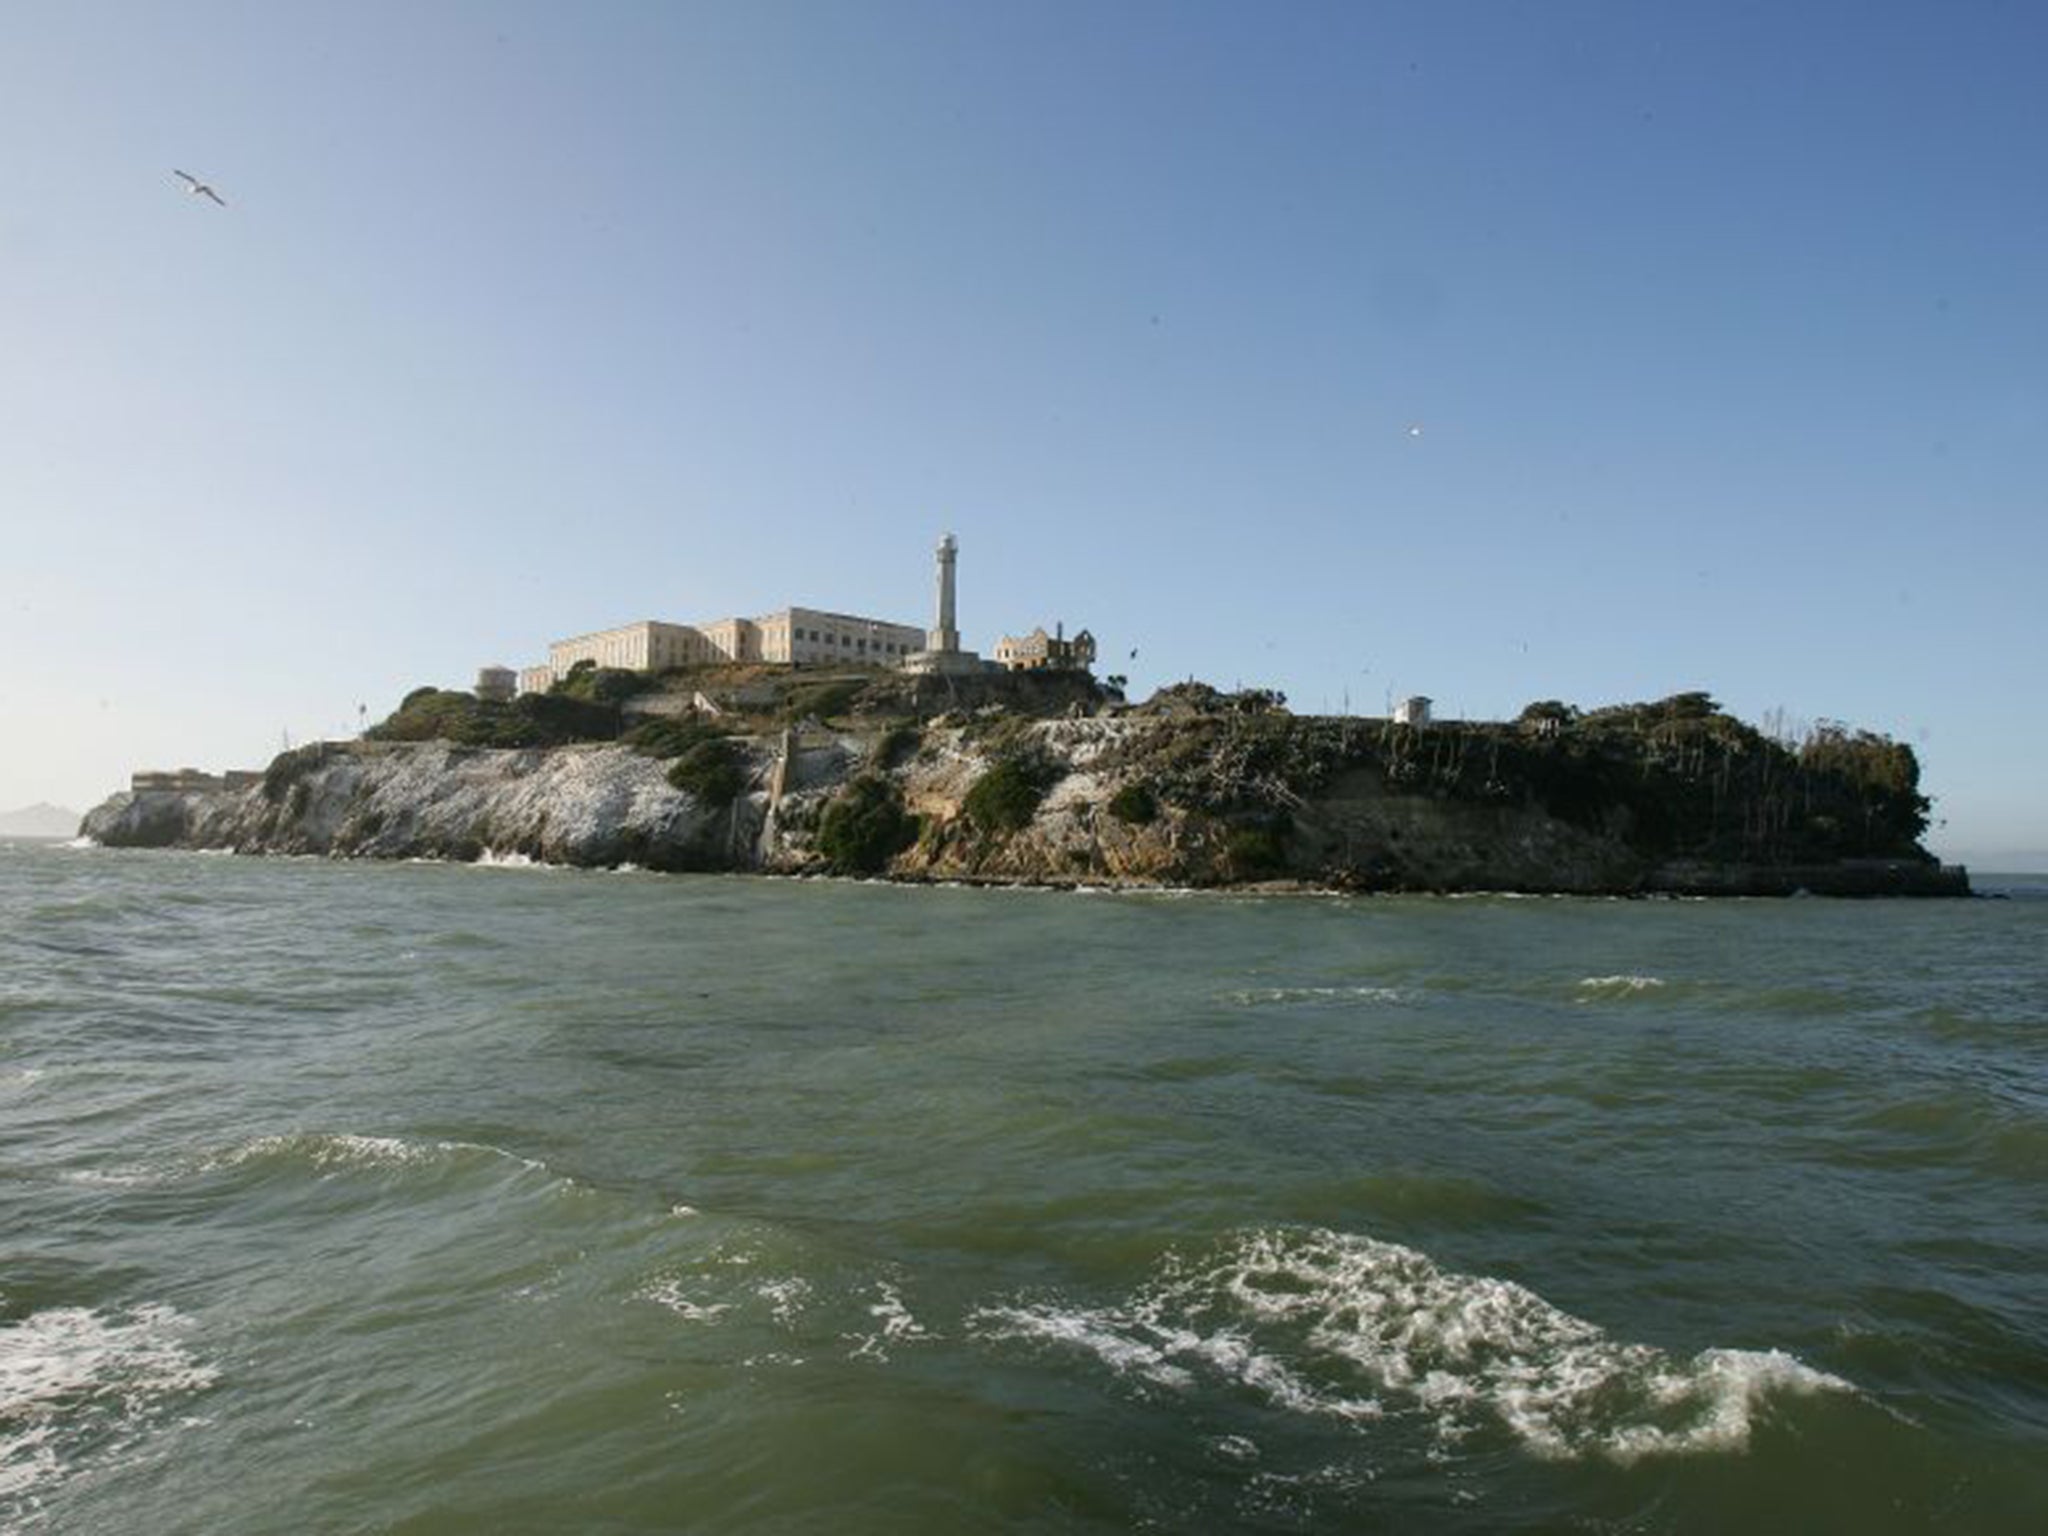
left=511, top=536, right=971, bottom=691
left=774, top=606, right=925, bottom=666
left=548, top=620, right=720, bottom=678
left=520, top=607, right=925, bottom=693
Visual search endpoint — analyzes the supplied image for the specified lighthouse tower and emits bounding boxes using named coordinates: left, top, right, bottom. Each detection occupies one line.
left=929, top=532, right=961, bottom=654
left=903, top=531, right=986, bottom=674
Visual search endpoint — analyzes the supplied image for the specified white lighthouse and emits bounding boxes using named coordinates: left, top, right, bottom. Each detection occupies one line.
left=903, top=531, right=987, bottom=674
left=930, top=532, right=961, bottom=654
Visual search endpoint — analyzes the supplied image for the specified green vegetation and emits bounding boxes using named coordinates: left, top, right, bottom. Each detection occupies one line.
left=1225, top=820, right=1290, bottom=879
left=874, top=723, right=923, bottom=770
left=666, top=739, right=746, bottom=806
left=623, top=716, right=720, bottom=759
left=964, top=755, right=1060, bottom=835
left=1108, top=690, right=1932, bottom=866
left=1107, top=782, right=1158, bottom=825
left=549, top=663, right=652, bottom=705
left=817, top=776, right=919, bottom=874
left=366, top=689, right=623, bottom=748
left=784, top=678, right=865, bottom=724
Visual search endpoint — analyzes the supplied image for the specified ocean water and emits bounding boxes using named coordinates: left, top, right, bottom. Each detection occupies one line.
left=3, top=841, right=2045, bottom=1534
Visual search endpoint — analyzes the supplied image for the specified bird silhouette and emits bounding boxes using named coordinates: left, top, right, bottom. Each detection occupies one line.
left=173, top=170, right=226, bottom=207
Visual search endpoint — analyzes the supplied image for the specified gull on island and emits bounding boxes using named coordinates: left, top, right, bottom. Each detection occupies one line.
left=173, top=170, right=226, bottom=206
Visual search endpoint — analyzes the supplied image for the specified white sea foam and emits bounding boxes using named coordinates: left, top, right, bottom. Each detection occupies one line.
left=1210, top=1433, right=1260, bottom=1462
left=974, top=1228, right=1849, bottom=1464
left=474, top=848, right=542, bottom=869
left=846, top=1281, right=934, bottom=1361
left=975, top=1303, right=1196, bottom=1390
left=974, top=1278, right=1379, bottom=1422
left=208, top=1132, right=432, bottom=1172
left=756, top=1276, right=813, bottom=1326
left=62, top=837, right=98, bottom=851
left=1229, top=985, right=1409, bottom=1008
left=1577, top=975, right=1666, bottom=994
left=0, top=1303, right=216, bottom=1501
left=637, top=1278, right=732, bottom=1323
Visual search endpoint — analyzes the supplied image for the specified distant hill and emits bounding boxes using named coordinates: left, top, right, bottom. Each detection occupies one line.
left=0, top=803, right=82, bottom=838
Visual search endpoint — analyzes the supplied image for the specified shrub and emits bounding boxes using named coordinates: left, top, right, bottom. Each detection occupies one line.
left=666, top=739, right=746, bottom=806
left=624, top=716, right=719, bottom=759
left=1107, top=782, right=1157, bottom=825
left=817, top=776, right=919, bottom=874
left=1225, top=820, right=1290, bottom=879
left=964, top=755, right=1058, bottom=835
left=509, top=692, right=623, bottom=744
left=366, top=689, right=620, bottom=748
left=550, top=666, right=649, bottom=705
left=785, top=679, right=864, bottom=723
left=874, top=724, right=922, bottom=769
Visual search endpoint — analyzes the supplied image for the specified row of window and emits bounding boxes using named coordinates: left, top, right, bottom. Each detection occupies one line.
left=795, top=629, right=918, bottom=655
left=558, top=623, right=928, bottom=671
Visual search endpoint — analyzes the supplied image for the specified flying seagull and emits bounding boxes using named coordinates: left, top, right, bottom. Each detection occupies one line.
left=173, top=170, right=226, bottom=206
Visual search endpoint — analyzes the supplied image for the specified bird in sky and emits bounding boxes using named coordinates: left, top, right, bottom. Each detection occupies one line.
left=173, top=170, right=226, bottom=206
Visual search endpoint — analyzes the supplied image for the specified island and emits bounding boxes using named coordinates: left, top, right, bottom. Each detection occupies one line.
left=80, top=663, right=1967, bottom=897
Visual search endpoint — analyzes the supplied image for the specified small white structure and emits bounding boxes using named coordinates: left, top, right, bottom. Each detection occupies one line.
left=1394, top=695, right=1433, bottom=727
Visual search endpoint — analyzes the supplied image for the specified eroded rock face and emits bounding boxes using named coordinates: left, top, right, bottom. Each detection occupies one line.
left=84, top=742, right=740, bottom=872
left=80, top=723, right=1967, bottom=895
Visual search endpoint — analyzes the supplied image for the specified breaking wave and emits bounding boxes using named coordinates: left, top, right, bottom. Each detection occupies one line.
left=0, top=1302, right=216, bottom=1503
left=1578, top=975, right=1666, bottom=995
left=973, top=1227, right=1849, bottom=1464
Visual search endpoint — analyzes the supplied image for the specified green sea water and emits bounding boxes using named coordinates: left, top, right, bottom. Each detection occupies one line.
left=4, top=840, right=2045, bottom=1533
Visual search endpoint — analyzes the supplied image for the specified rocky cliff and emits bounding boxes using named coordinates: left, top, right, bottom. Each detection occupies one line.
left=81, top=701, right=1970, bottom=896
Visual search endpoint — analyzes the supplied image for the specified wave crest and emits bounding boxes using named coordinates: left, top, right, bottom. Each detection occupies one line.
left=975, top=1227, right=1848, bottom=1464
left=1578, top=975, right=1666, bottom=995
left=199, top=1132, right=556, bottom=1185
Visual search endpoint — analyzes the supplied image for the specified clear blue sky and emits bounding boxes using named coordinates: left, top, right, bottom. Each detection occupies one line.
left=3, top=1, right=2042, bottom=862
